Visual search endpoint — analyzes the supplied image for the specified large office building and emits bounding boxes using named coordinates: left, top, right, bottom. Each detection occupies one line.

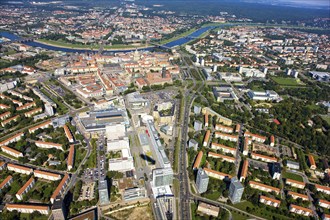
left=78, top=108, right=128, bottom=132
left=196, top=168, right=209, bottom=194
left=152, top=168, right=174, bottom=187
left=229, top=177, right=244, bottom=204
left=98, top=180, right=110, bottom=206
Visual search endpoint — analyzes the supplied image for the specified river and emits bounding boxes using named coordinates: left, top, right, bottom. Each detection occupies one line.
left=0, top=25, right=223, bottom=53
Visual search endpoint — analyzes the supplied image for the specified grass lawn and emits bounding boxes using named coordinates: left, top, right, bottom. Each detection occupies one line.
left=234, top=201, right=291, bottom=220
left=271, top=77, right=304, bottom=87
left=231, top=210, right=248, bottom=220
left=204, top=191, right=221, bottom=201
left=20, top=213, right=48, bottom=220
left=282, top=171, right=304, bottom=182
left=37, top=39, right=150, bottom=50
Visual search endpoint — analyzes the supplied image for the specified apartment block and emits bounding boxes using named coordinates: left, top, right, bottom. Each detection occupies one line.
left=287, top=191, right=309, bottom=201
left=208, top=152, right=235, bottom=163
left=211, top=143, right=236, bottom=155
left=215, top=124, right=233, bottom=133
left=204, top=168, right=232, bottom=180
left=7, top=164, right=33, bottom=175
left=249, top=181, right=280, bottom=195
left=289, top=204, right=312, bottom=216
left=285, top=179, right=305, bottom=189
left=28, top=120, right=52, bottom=133
left=0, top=175, right=13, bottom=192
left=63, top=125, right=74, bottom=143
left=67, top=145, right=75, bottom=171
left=259, top=195, right=281, bottom=207
left=1, top=145, right=23, bottom=158
left=34, top=170, right=61, bottom=181
left=6, top=204, right=49, bottom=215
left=35, top=141, right=63, bottom=151
left=214, top=132, right=238, bottom=142
left=0, top=132, right=24, bottom=146
left=251, top=153, right=277, bottom=163
left=50, top=173, right=70, bottom=204
left=16, top=177, right=35, bottom=200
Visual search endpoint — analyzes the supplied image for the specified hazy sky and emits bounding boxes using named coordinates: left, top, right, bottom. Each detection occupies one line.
left=242, top=0, right=330, bottom=9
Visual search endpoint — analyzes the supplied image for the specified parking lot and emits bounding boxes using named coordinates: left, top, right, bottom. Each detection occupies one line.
left=79, top=182, right=96, bottom=201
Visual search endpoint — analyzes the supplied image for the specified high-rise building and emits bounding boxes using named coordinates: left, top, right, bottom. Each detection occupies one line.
left=162, top=67, right=167, bottom=78
left=52, top=197, right=66, bottom=220
left=196, top=168, right=209, bottom=194
left=229, top=177, right=244, bottom=204
left=45, top=104, right=54, bottom=116
left=152, top=168, right=173, bottom=187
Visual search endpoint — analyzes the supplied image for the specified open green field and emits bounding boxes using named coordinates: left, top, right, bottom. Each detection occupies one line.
left=37, top=39, right=150, bottom=50
left=282, top=171, right=304, bottom=182
left=234, top=201, right=291, bottom=220
left=271, top=77, right=304, bottom=87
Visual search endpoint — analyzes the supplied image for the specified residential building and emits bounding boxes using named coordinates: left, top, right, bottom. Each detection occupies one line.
left=194, top=120, right=203, bottom=131
left=269, top=162, right=281, bottom=180
left=203, top=130, right=211, bottom=147
left=188, top=139, right=199, bottom=151
left=0, top=161, right=6, bottom=170
left=35, top=141, right=63, bottom=151
left=193, top=151, right=203, bottom=170
left=1, top=115, right=19, bottom=127
left=0, top=175, right=13, bottom=192
left=0, top=132, right=24, bottom=146
left=50, top=174, right=70, bottom=204
left=208, top=152, right=235, bottom=163
left=193, top=105, right=202, bottom=115
left=16, top=177, right=35, bottom=200
left=196, top=168, right=209, bottom=194
left=28, top=120, right=52, bottom=133
left=244, top=131, right=267, bottom=143
left=286, top=179, right=305, bottom=189
left=243, top=137, right=250, bottom=156
left=7, top=164, right=33, bottom=175
left=322, top=213, right=330, bottom=220
left=52, top=198, right=66, bottom=220
left=315, top=184, right=330, bottom=195
left=249, top=181, right=280, bottom=194
left=67, top=145, right=74, bottom=171
left=34, top=170, right=61, bottom=181
left=6, top=204, right=50, bottom=215
left=270, top=135, right=275, bottom=147
left=24, top=108, right=42, bottom=117
left=211, top=143, right=236, bottom=155
left=318, top=199, right=330, bottom=209
left=214, top=132, right=238, bottom=142
left=204, top=114, right=209, bottom=127
left=240, top=160, right=248, bottom=182
left=1, top=145, right=23, bottom=158
left=229, top=177, right=244, bottom=204
left=289, top=204, right=312, bottom=216
left=197, top=202, right=219, bottom=217
left=0, top=111, right=11, bottom=120
left=16, top=102, right=36, bottom=111
left=286, top=160, right=300, bottom=170
left=251, top=153, right=277, bottom=163
left=215, top=124, right=233, bottom=133
left=287, top=191, right=309, bottom=201
left=152, top=168, right=174, bottom=187
left=204, top=168, right=232, bottom=180
left=308, top=154, right=316, bottom=170
left=259, top=195, right=281, bottom=207
left=63, top=125, right=74, bottom=143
